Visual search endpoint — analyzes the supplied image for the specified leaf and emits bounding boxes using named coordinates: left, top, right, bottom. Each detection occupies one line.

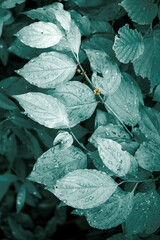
left=113, top=24, right=144, bottom=64
left=89, top=124, right=130, bottom=148
left=51, top=2, right=71, bottom=31
left=47, top=169, right=118, bottom=209
left=28, top=145, right=87, bottom=186
left=153, top=84, right=160, bottom=102
left=66, top=19, right=81, bottom=55
left=107, top=233, right=141, bottom=240
left=53, top=131, right=73, bottom=149
left=25, top=181, right=41, bottom=199
left=94, top=109, right=109, bottom=128
left=121, top=0, right=157, bottom=25
left=84, top=188, right=134, bottom=229
left=0, top=0, right=25, bottom=9
left=15, top=51, right=77, bottom=88
left=0, top=172, right=18, bottom=182
left=47, top=81, right=97, bottom=127
left=106, top=72, right=141, bottom=126
left=133, top=30, right=160, bottom=90
left=0, top=39, right=8, bottom=66
left=15, top=21, right=63, bottom=48
left=135, top=141, right=160, bottom=172
left=16, top=184, right=26, bottom=213
left=125, top=190, right=160, bottom=235
left=0, top=92, right=17, bottom=110
left=97, top=138, right=136, bottom=177
left=138, top=105, right=160, bottom=144
left=13, top=92, right=69, bottom=129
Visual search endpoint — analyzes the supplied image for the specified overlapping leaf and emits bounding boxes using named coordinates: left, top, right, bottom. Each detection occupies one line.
left=125, top=190, right=160, bottom=234
left=48, top=81, right=97, bottom=127
left=121, top=0, right=157, bottom=25
left=13, top=92, right=69, bottom=129
left=113, top=24, right=144, bottom=63
left=47, top=169, right=118, bottom=209
left=15, top=51, right=77, bottom=88
left=15, top=21, right=63, bottom=48
left=106, top=72, right=142, bottom=126
left=28, top=145, right=87, bottom=186
left=133, top=30, right=160, bottom=90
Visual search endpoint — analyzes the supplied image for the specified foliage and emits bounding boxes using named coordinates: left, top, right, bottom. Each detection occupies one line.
left=1, top=0, right=160, bottom=239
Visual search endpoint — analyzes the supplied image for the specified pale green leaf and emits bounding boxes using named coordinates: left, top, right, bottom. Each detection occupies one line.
left=133, top=30, right=160, bottom=90
left=53, top=131, right=73, bottom=149
left=0, top=0, right=25, bottom=9
left=15, top=21, right=63, bottom=48
left=97, top=138, right=136, bottom=177
left=28, top=145, right=87, bottom=186
left=94, top=109, right=109, bottom=129
left=47, top=169, right=118, bottom=209
left=113, top=24, right=144, bottom=63
left=125, top=190, right=160, bottom=234
left=138, top=105, right=160, bottom=144
left=84, top=189, right=134, bottom=229
left=47, top=81, right=97, bottom=127
left=121, top=0, right=157, bottom=25
left=106, top=72, right=141, bottom=126
left=135, top=141, right=160, bottom=171
left=15, top=51, right=77, bottom=88
left=13, top=92, right=69, bottom=129
left=66, top=19, right=81, bottom=55
left=16, top=184, right=26, bottom=213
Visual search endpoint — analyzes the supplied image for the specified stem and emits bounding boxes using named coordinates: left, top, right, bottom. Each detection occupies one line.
left=68, top=126, right=91, bottom=153
left=75, top=56, right=133, bottom=138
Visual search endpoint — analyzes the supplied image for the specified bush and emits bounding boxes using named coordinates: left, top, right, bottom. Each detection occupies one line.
left=1, top=0, right=160, bottom=239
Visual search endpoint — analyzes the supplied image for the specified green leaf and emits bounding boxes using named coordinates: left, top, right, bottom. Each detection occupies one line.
left=28, top=145, right=87, bottom=186
left=15, top=21, right=63, bottom=48
left=66, top=19, right=81, bottom=55
left=0, top=92, right=17, bottom=110
left=113, top=24, right=144, bottom=64
left=53, top=131, right=73, bottom=149
left=13, top=92, right=69, bottom=129
left=51, top=2, right=71, bottom=31
left=0, top=172, right=18, bottom=182
left=121, top=0, right=157, bottom=25
left=84, top=189, right=134, bottom=229
left=107, top=233, right=141, bottom=240
left=106, top=72, right=141, bottom=126
left=47, top=169, right=118, bottom=209
left=125, top=190, right=160, bottom=235
left=138, top=105, right=160, bottom=144
left=153, top=84, right=160, bottom=102
left=0, top=39, right=8, bottom=66
left=133, top=30, right=160, bottom=90
left=0, top=0, right=25, bottom=9
left=97, top=138, right=137, bottom=177
left=15, top=51, right=77, bottom=88
left=89, top=124, right=130, bottom=148
left=48, top=81, right=97, bottom=127
left=94, top=109, right=109, bottom=128
left=135, top=141, right=160, bottom=171
left=16, top=184, right=26, bottom=213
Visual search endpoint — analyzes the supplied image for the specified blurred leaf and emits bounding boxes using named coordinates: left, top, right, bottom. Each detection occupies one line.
left=16, top=184, right=26, bottom=213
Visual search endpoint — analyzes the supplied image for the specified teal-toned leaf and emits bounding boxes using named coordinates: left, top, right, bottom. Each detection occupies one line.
left=138, top=105, right=160, bottom=144
left=121, top=0, right=157, bottom=25
left=135, top=141, right=160, bottom=171
left=48, top=81, right=97, bottom=127
left=52, top=2, right=71, bottom=31
left=0, top=21, right=3, bottom=37
left=91, top=20, right=112, bottom=34
left=28, top=145, right=87, bottom=186
left=15, top=51, right=77, bottom=88
left=47, top=169, right=118, bottom=209
left=107, top=233, right=141, bottom=240
left=25, top=181, right=41, bottom=199
left=0, top=92, right=17, bottom=110
left=22, top=6, right=53, bottom=22
left=53, top=131, right=73, bottom=149
left=133, top=30, right=160, bottom=90
left=16, top=184, right=26, bottom=213
left=66, top=19, right=81, bottom=56
left=0, top=172, right=18, bottom=182
left=0, top=0, right=25, bottom=9
left=106, top=72, right=141, bottom=126
left=15, top=21, right=63, bottom=48
left=13, top=92, right=69, bottom=129
left=84, top=189, right=134, bottom=229
left=97, top=138, right=137, bottom=177
left=89, top=124, right=130, bottom=148
left=94, top=109, right=109, bottom=128
left=153, top=84, right=160, bottom=102
left=113, top=24, right=144, bottom=64
left=0, top=39, right=8, bottom=66
left=125, top=190, right=160, bottom=235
